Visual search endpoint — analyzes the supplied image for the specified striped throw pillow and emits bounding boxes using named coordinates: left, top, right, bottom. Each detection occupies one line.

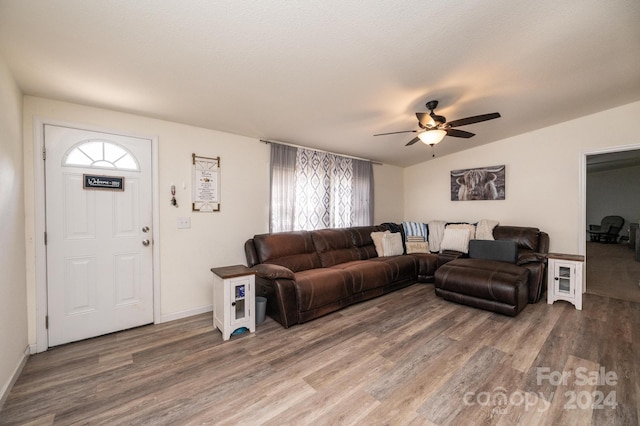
left=402, top=221, right=428, bottom=242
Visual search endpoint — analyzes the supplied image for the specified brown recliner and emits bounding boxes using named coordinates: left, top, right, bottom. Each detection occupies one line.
left=434, top=226, right=549, bottom=316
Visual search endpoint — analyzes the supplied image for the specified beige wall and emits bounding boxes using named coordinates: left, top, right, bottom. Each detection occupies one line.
left=22, top=96, right=405, bottom=346
left=0, top=56, right=27, bottom=404
left=405, top=100, right=640, bottom=254
left=373, top=162, right=405, bottom=224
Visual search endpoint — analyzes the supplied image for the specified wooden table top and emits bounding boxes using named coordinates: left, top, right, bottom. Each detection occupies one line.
left=210, top=264, right=256, bottom=279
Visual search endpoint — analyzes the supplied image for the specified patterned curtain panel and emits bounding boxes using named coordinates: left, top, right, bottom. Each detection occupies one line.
left=269, top=143, right=298, bottom=233
left=295, top=149, right=337, bottom=229
left=270, top=143, right=373, bottom=231
left=328, top=155, right=354, bottom=229
left=352, top=159, right=373, bottom=226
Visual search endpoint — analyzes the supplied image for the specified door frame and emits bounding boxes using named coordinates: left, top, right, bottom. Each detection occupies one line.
left=579, top=142, right=640, bottom=292
left=33, top=117, right=161, bottom=353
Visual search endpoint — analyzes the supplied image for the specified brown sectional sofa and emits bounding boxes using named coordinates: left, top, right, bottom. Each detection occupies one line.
left=244, top=223, right=549, bottom=327
left=244, top=225, right=438, bottom=328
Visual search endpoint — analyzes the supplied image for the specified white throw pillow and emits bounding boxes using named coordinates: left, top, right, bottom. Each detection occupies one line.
left=446, top=223, right=476, bottom=239
left=406, top=241, right=430, bottom=254
left=476, top=219, right=499, bottom=240
left=440, top=228, right=471, bottom=253
left=382, top=232, right=404, bottom=256
left=371, top=231, right=390, bottom=256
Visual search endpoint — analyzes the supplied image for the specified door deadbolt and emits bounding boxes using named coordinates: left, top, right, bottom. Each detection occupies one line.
left=142, top=226, right=150, bottom=233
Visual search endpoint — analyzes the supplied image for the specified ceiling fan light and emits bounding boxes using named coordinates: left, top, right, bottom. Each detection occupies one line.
left=418, top=129, right=447, bottom=145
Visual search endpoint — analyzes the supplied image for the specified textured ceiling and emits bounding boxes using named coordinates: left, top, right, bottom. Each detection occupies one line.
left=1, top=0, right=639, bottom=167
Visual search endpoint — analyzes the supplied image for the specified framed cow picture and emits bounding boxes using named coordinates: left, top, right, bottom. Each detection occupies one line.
left=450, top=165, right=505, bottom=201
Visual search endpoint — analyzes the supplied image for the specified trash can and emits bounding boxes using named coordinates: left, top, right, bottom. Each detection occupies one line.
left=255, top=296, right=267, bottom=325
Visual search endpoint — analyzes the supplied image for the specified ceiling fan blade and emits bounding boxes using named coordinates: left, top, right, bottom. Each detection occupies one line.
left=373, top=130, right=417, bottom=136
left=416, top=112, right=435, bottom=128
left=405, top=136, right=420, bottom=146
left=446, top=128, right=475, bottom=138
left=448, top=112, right=501, bottom=128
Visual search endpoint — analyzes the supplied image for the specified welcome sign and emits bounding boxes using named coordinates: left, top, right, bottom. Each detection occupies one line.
left=83, top=174, right=125, bottom=191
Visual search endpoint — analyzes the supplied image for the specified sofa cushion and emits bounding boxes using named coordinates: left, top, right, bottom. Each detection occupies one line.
left=468, top=239, right=518, bottom=263
left=367, top=255, right=419, bottom=283
left=311, top=228, right=361, bottom=267
left=331, top=260, right=398, bottom=292
left=294, top=268, right=351, bottom=311
left=253, top=231, right=321, bottom=272
left=349, top=226, right=386, bottom=260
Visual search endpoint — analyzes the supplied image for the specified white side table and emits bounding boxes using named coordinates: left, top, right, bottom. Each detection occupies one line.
left=211, top=265, right=256, bottom=340
left=547, top=253, right=584, bottom=310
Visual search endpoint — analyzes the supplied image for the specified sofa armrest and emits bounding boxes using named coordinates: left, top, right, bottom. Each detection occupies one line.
left=537, top=232, right=550, bottom=254
left=520, top=262, right=547, bottom=303
left=252, top=263, right=299, bottom=328
left=254, top=275, right=299, bottom=328
left=244, top=239, right=260, bottom=267
left=251, top=263, right=295, bottom=280
left=514, top=250, right=548, bottom=303
left=516, top=252, right=547, bottom=266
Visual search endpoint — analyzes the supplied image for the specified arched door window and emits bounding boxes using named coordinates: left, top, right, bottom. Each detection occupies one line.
left=62, top=140, right=140, bottom=171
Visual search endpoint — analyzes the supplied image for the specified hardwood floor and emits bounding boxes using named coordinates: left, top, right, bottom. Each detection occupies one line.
left=1, top=284, right=638, bottom=425
left=586, top=241, right=640, bottom=303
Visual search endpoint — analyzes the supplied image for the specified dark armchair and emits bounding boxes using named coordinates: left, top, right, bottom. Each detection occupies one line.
left=588, top=215, right=625, bottom=243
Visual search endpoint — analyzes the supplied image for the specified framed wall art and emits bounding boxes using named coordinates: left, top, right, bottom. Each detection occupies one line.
left=192, top=153, right=220, bottom=212
left=450, top=165, right=505, bottom=201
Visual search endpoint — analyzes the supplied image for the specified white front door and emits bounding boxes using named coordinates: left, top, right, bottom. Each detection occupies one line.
left=45, top=124, right=154, bottom=347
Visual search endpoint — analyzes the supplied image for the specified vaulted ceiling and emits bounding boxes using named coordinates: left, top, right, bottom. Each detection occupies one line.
left=1, top=0, right=639, bottom=167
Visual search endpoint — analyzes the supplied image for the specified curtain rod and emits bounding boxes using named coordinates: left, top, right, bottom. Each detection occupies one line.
left=260, top=139, right=383, bottom=166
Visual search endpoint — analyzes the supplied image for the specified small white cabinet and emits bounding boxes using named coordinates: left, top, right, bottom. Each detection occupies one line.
left=211, top=265, right=256, bottom=340
left=547, top=253, right=584, bottom=310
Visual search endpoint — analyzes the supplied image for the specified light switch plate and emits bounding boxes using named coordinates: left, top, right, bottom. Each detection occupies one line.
left=177, top=217, right=191, bottom=229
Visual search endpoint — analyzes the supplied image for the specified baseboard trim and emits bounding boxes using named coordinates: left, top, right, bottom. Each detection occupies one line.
left=159, top=305, right=213, bottom=323
left=0, top=346, right=29, bottom=410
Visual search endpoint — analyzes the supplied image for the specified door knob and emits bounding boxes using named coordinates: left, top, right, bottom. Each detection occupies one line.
left=142, top=239, right=150, bottom=246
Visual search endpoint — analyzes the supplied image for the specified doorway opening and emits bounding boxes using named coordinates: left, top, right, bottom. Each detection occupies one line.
left=582, top=146, right=640, bottom=303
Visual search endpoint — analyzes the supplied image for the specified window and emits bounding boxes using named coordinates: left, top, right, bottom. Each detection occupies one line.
left=270, top=143, right=373, bottom=232
left=63, top=140, right=139, bottom=171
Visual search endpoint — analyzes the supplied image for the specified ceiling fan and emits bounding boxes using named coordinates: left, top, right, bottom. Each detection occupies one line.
left=374, top=100, right=501, bottom=147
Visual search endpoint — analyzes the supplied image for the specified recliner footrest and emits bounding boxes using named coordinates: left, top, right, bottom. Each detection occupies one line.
left=434, top=258, right=530, bottom=316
